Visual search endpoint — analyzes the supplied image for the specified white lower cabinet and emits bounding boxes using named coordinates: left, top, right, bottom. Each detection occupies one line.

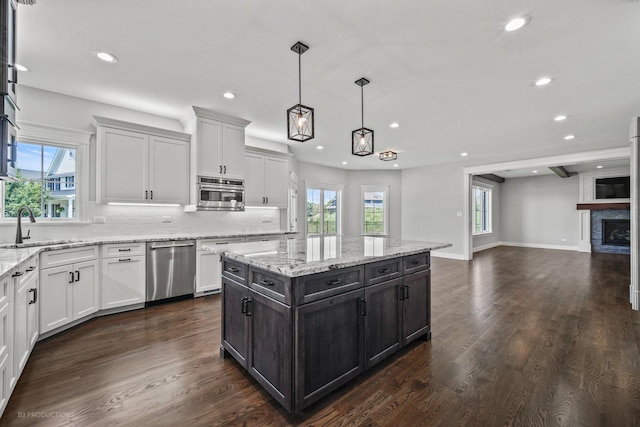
left=101, top=243, right=146, bottom=309
left=12, top=258, right=39, bottom=390
left=0, top=276, right=12, bottom=414
left=196, top=238, right=244, bottom=295
left=40, top=247, right=99, bottom=335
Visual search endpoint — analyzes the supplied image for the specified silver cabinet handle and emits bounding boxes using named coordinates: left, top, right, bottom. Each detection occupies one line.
left=150, top=243, right=195, bottom=250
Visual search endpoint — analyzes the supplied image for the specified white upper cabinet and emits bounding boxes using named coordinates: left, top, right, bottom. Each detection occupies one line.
left=94, top=116, right=190, bottom=205
left=244, top=148, right=291, bottom=208
left=187, top=107, right=251, bottom=183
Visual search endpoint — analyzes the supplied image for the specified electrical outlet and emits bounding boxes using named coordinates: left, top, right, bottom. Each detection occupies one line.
left=214, top=216, right=223, bottom=222
left=93, top=216, right=106, bottom=224
left=262, top=216, right=273, bottom=223
left=561, top=238, right=567, bottom=242
left=162, top=216, right=172, bottom=223
left=456, top=212, right=463, bottom=217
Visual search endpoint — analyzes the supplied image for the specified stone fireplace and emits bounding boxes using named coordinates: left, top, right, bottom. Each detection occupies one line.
left=577, top=203, right=630, bottom=254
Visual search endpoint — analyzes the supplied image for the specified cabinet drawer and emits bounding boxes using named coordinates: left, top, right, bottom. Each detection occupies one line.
left=102, top=242, right=146, bottom=258
left=249, top=268, right=291, bottom=305
left=365, top=259, right=402, bottom=286
left=294, top=266, right=363, bottom=305
left=197, top=238, right=244, bottom=251
left=403, top=253, right=430, bottom=274
left=40, top=246, right=98, bottom=269
left=245, top=235, right=283, bottom=242
left=221, top=258, right=248, bottom=284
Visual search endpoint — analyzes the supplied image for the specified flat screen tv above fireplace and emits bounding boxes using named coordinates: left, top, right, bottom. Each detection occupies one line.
left=595, top=176, right=630, bottom=199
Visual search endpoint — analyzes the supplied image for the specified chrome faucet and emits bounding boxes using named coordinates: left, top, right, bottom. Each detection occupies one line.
left=16, top=206, right=36, bottom=244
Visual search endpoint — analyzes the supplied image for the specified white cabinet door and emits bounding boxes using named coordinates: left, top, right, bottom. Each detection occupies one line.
left=197, top=118, right=223, bottom=177
left=72, top=260, right=99, bottom=319
left=149, top=135, right=190, bottom=205
left=99, top=127, right=148, bottom=203
left=39, top=266, right=73, bottom=334
left=26, top=273, right=38, bottom=350
left=196, top=251, right=221, bottom=293
left=0, top=277, right=11, bottom=413
left=245, top=152, right=265, bottom=206
left=101, top=257, right=146, bottom=309
left=264, top=156, right=289, bottom=207
left=13, top=278, right=28, bottom=379
left=222, top=123, right=246, bottom=179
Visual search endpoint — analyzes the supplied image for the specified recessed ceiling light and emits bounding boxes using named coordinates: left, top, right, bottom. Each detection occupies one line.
left=504, top=17, right=529, bottom=32
left=342, top=161, right=348, bottom=165
left=389, top=122, right=400, bottom=128
left=535, top=77, right=552, bottom=86
left=95, top=51, right=118, bottom=63
left=393, top=164, right=399, bottom=168
left=554, top=115, right=568, bottom=121
left=14, top=63, right=27, bottom=72
left=223, top=92, right=235, bottom=99
left=564, top=134, right=575, bottom=140
left=596, top=165, right=603, bottom=169
left=316, top=145, right=324, bottom=150
left=461, top=152, right=468, bottom=157
left=532, top=170, right=538, bottom=174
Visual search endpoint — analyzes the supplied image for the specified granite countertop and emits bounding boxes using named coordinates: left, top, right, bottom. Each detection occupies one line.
left=207, top=236, right=452, bottom=277
left=0, top=231, right=296, bottom=280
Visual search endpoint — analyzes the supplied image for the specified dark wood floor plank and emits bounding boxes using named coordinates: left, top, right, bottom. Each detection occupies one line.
left=1, top=246, right=638, bottom=426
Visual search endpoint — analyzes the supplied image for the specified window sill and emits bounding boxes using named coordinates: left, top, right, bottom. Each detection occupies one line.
left=362, top=233, right=389, bottom=237
left=472, top=232, right=493, bottom=236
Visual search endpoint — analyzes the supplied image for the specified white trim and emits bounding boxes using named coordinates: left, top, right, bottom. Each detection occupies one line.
left=92, top=115, right=191, bottom=141
left=361, top=184, right=389, bottom=236
left=578, top=168, right=630, bottom=203
left=17, top=121, right=92, bottom=146
left=500, top=241, right=578, bottom=251
left=431, top=251, right=466, bottom=260
left=472, top=241, right=502, bottom=253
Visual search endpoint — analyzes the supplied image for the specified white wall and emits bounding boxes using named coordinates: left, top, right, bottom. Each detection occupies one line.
left=472, top=176, right=501, bottom=250
left=500, top=174, right=579, bottom=248
left=401, top=163, right=466, bottom=258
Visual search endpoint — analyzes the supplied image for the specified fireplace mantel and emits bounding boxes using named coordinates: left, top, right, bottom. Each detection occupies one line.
left=576, top=202, right=630, bottom=210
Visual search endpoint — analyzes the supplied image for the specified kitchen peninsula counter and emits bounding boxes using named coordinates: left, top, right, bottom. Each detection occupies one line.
left=216, top=236, right=451, bottom=412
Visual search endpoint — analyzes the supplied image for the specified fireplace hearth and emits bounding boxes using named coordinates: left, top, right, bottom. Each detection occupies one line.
left=602, top=219, right=630, bottom=246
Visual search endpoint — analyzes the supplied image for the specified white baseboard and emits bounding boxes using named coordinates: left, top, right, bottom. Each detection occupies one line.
left=431, top=251, right=466, bottom=260
left=500, top=241, right=578, bottom=251
left=472, top=241, right=502, bottom=253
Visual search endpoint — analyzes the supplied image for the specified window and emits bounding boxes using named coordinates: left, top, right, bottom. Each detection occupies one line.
left=472, top=185, right=492, bottom=235
left=306, top=185, right=341, bottom=236
left=3, top=141, right=78, bottom=219
left=362, top=185, right=388, bottom=235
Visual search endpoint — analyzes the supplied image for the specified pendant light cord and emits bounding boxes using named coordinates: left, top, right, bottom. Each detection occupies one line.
left=361, top=85, right=364, bottom=128
left=298, top=53, right=302, bottom=106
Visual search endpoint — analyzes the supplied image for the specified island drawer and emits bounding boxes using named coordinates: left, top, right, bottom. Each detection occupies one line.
left=249, top=268, right=291, bottom=304
left=40, top=246, right=99, bottom=269
left=294, top=266, right=363, bottom=305
left=403, top=252, right=430, bottom=274
left=364, top=258, right=403, bottom=286
left=221, top=258, right=248, bottom=284
left=102, top=242, right=146, bottom=258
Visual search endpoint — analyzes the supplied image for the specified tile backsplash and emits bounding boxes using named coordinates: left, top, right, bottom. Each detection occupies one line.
left=0, top=202, right=285, bottom=243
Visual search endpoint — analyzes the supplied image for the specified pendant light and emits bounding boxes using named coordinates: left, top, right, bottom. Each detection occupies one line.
left=287, top=42, right=314, bottom=142
left=352, top=78, right=374, bottom=156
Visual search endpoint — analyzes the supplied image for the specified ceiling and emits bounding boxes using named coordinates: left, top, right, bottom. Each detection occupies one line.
left=490, top=158, right=631, bottom=179
left=15, top=0, right=640, bottom=170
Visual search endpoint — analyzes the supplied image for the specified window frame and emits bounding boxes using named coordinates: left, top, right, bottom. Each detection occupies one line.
left=0, top=121, right=91, bottom=223
left=304, top=181, right=343, bottom=237
left=472, top=182, right=493, bottom=236
left=361, top=185, right=389, bottom=236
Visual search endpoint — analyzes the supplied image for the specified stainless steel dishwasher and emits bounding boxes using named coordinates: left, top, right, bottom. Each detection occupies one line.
left=146, top=240, right=196, bottom=302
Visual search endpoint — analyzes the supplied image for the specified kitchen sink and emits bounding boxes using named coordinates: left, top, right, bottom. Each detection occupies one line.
left=0, top=239, right=87, bottom=249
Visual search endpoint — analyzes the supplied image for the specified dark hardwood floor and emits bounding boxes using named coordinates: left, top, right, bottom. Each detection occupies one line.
left=2, top=246, right=638, bottom=426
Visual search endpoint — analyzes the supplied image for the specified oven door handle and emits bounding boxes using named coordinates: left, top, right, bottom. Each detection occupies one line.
left=198, top=185, right=244, bottom=191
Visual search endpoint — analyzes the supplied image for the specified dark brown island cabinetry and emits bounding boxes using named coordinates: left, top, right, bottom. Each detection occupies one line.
left=220, top=251, right=432, bottom=412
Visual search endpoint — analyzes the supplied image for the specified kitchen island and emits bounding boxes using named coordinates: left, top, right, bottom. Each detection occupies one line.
left=214, top=236, right=451, bottom=412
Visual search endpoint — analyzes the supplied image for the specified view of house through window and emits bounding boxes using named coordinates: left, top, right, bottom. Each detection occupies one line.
left=363, top=188, right=387, bottom=235
left=306, top=187, right=339, bottom=235
left=3, top=141, right=77, bottom=219
left=472, top=185, right=491, bottom=235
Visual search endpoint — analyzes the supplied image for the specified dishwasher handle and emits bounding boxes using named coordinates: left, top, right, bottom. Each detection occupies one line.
left=150, top=243, right=195, bottom=250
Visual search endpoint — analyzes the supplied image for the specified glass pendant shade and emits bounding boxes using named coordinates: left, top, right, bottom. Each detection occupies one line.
left=287, top=42, right=314, bottom=142
left=287, top=103, right=314, bottom=142
left=352, top=127, right=374, bottom=156
left=352, top=77, right=374, bottom=156
left=379, top=150, right=397, bottom=161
